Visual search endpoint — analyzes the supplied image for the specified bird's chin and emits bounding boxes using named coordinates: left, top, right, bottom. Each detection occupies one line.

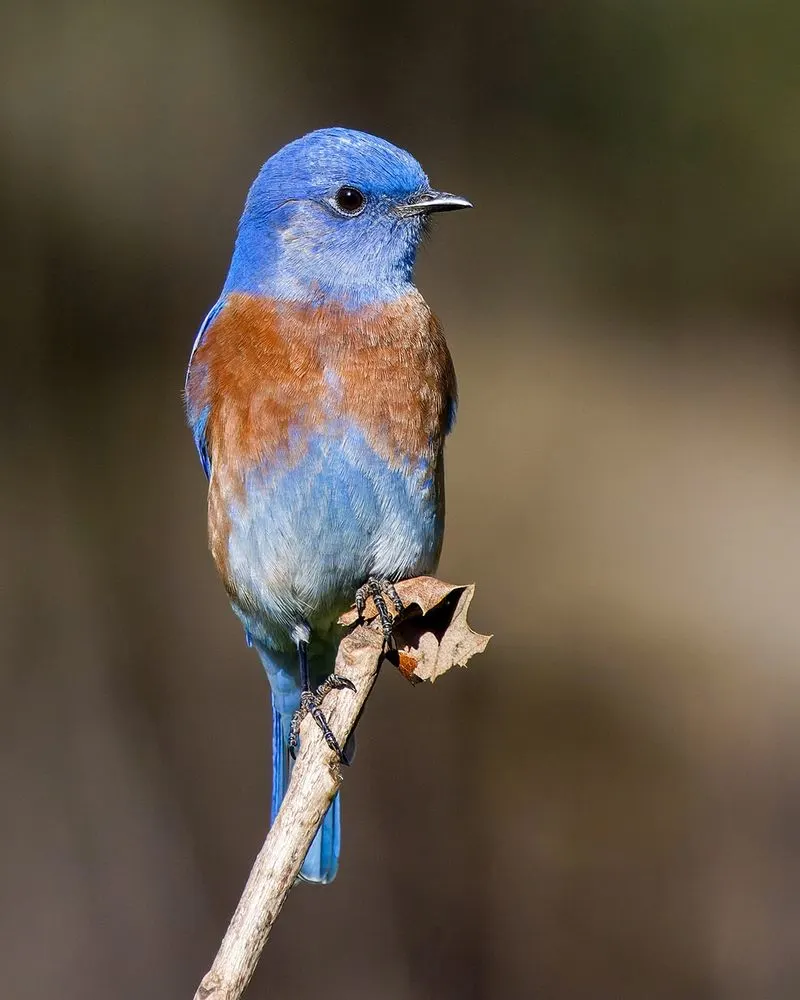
left=418, top=214, right=434, bottom=241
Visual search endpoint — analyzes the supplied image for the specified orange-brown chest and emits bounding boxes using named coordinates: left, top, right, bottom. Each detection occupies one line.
left=185, top=291, right=456, bottom=478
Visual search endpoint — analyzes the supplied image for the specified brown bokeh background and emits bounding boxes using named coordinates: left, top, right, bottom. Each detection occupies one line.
left=4, top=2, right=800, bottom=998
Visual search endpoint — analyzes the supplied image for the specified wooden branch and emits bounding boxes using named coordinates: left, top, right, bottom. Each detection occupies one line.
left=193, top=578, right=491, bottom=1000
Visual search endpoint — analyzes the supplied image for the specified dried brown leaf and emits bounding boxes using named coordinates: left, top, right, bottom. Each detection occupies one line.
left=338, top=576, right=491, bottom=684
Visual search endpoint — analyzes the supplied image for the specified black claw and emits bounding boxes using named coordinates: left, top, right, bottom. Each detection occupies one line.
left=288, top=675, right=356, bottom=764
left=384, top=580, right=404, bottom=615
left=288, top=710, right=302, bottom=760
left=317, top=673, right=356, bottom=696
left=355, top=577, right=404, bottom=641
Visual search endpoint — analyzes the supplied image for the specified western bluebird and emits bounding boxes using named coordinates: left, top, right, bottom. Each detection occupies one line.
left=184, top=128, right=470, bottom=882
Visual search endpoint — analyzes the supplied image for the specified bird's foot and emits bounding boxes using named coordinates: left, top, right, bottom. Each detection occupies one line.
left=288, top=674, right=356, bottom=763
left=355, top=577, right=404, bottom=641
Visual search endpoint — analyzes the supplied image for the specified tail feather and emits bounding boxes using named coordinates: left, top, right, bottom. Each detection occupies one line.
left=271, top=700, right=341, bottom=884
left=270, top=704, right=288, bottom=825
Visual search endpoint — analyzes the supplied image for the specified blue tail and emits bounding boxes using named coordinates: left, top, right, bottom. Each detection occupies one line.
left=271, top=699, right=341, bottom=884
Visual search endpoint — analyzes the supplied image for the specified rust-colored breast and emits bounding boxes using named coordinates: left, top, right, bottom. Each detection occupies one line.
left=186, top=290, right=456, bottom=480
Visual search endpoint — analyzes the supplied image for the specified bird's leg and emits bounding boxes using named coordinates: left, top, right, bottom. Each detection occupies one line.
left=355, top=577, right=404, bottom=642
left=288, top=637, right=355, bottom=764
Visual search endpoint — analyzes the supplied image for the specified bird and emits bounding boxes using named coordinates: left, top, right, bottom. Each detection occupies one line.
left=184, top=127, right=471, bottom=883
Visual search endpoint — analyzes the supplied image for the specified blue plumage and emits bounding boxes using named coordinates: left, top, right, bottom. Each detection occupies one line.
left=225, top=428, right=443, bottom=651
left=224, top=128, right=431, bottom=308
left=261, top=643, right=341, bottom=883
left=186, top=297, right=225, bottom=478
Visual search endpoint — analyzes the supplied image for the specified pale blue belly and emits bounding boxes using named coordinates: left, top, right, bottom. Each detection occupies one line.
left=224, top=426, right=443, bottom=648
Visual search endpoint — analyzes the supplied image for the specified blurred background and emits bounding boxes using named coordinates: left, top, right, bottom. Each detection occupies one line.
left=3, top=1, right=800, bottom=998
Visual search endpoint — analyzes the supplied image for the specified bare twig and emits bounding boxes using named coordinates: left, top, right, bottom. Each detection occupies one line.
left=193, top=578, right=490, bottom=1000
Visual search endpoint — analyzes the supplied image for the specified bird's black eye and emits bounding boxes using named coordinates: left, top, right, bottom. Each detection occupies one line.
left=334, top=186, right=366, bottom=215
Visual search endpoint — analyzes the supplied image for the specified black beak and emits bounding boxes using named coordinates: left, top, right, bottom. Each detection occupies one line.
left=395, top=190, right=473, bottom=217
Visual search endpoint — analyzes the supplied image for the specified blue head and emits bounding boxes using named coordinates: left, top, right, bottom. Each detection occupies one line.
left=222, top=128, right=471, bottom=309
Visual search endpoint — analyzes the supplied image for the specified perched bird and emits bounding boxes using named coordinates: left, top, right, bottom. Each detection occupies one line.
left=185, top=128, right=470, bottom=883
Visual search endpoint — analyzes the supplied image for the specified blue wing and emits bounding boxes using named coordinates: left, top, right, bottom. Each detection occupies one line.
left=184, top=298, right=226, bottom=479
